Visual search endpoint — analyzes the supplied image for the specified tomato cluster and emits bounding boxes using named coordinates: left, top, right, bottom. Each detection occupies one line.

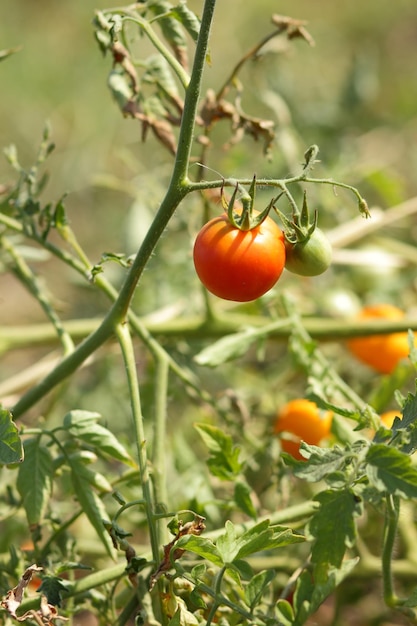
left=193, top=208, right=333, bottom=302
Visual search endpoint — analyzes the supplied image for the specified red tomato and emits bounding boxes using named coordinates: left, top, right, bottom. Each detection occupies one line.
left=193, top=213, right=286, bottom=302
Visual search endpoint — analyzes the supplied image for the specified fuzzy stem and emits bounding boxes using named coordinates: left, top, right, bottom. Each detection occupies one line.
left=382, top=494, right=400, bottom=608
left=151, top=355, right=169, bottom=526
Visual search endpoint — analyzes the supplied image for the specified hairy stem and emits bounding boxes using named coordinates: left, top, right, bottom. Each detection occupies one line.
left=10, top=0, right=218, bottom=419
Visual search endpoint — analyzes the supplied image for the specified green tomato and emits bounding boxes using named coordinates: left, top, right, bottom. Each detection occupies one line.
left=285, top=228, right=332, bottom=277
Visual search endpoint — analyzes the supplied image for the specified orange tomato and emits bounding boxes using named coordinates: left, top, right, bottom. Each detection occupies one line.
left=380, top=410, right=400, bottom=428
left=347, top=304, right=413, bottom=374
left=274, top=399, right=333, bottom=460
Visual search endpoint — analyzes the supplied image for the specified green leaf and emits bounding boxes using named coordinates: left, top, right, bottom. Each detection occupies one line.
left=16, top=438, right=52, bottom=527
left=149, top=1, right=188, bottom=66
left=391, top=390, right=417, bottom=454
left=38, top=576, right=71, bottom=607
left=67, top=455, right=113, bottom=493
left=63, top=410, right=135, bottom=467
left=0, top=409, right=23, bottom=465
left=171, top=2, right=201, bottom=43
left=395, top=390, right=417, bottom=430
left=143, top=54, right=180, bottom=100
left=306, top=489, right=362, bottom=581
left=194, top=423, right=242, bottom=480
left=216, top=520, right=304, bottom=565
left=293, top=559, right=358, bottom=626
left=174, top=534, right=223, bottom=568
left=70, top=459, right=116, bottom=559
left=275, top=599, right=294, bottom=625
left=245, top=569, right=276, bottom=610
left=292, top=446, right=349, bottom=482
left=234, top=481, right=257, bottom=519
left=366, top=444, right=417, bottom=499
left=107, top=69, right=135, bottom=110
left=194, top=328, right=259, bottom=367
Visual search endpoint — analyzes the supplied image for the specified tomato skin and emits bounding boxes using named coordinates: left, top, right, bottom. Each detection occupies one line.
left=380, top=410, right=399, bottom=428
left=193, top=213, right=286, bottom=302
left=284, top=228, right=332, bottom=277
left=347, top=304, right=412, bottom=374
left=274, top=399, right=333, bottom=460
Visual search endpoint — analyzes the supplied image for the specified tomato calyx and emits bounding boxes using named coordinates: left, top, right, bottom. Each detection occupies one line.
left=274, top=190, right=332, bottom=276
left=274, top=189, right=317, bottom=245
left=222, top=175, right=274, bottom=231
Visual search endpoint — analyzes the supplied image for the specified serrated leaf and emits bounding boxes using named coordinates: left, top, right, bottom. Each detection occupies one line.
left=306, top=489, right=362, bottom=581
left=391, top=390, right=417, bottom=454
left=194, top=423, right=242, bottom=480
left=63, top=410, right=135, bottom=467
left=245, top=569, right=275, bottom=610
left=70, top=463, right=115, bottom=560
left=234, top=481, right=257, bottom=519
left=366, top=444, right=417, bottom=498
left=175, top=534, right=223, bottom=567
left=292, top=446, right=350, bottom=482
left=38, top=576, right=71, bottom=607
left=0, top=409, right=23, bottom=465
left=216, top=520, right=304, bottom=565
left=395, top=390, right=417, bottom=430
left=293, top=559, right=358, bottom=625
left=194, top=329, right=258, bottom=367
left=16, top=438, right=52, bottom=526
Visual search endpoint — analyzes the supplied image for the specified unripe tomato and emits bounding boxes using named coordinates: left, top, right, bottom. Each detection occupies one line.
left=274, top=399, right=333, bottom=460
left=193, top=213, right=286, bottom=302
left=346, top=304, right=413, bottom=374
left=284, top=228, right=332, bottom=277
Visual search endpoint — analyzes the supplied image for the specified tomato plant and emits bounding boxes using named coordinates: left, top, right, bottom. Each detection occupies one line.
left=3, top=2, right=417, bottom=626
left=274, top=399, right=333, bottom=460
left=284, top=227, right=332, bottom=276
left=193, top=212, right=286, bottom=302
left=347, top=304, right=413, bottom=374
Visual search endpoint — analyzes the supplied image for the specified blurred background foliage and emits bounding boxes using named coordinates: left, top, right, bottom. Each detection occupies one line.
left=1, top=6, right=417, bottom=622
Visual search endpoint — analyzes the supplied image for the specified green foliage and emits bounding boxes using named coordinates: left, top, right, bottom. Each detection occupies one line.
left=16, top=438, right=53, bottom=528
left=1, top=1, right=417, bottom=625
left=0, top=409, right=23, bottom=465
left=194, top=423, right=243, bottom=480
